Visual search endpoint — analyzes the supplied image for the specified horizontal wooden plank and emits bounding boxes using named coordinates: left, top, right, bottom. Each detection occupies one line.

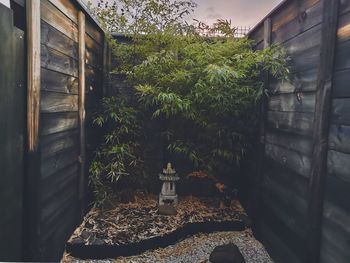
left=337, top=11, right=350, bottom=43
left=331, top=98, right=350, bottom=125
left=41, top=147, right=79, bottom=179
left=41, top=163, right=78, bottom=203
left=40, top=176, right=78, bottom=223
left=284, top=23, right=321, bottom=55
left=321, top=175, right=350, bottom=263
left=268, top=92, right=315, bottom=112
left=332, top=69, right=350, bottom=98
left=334, top=39, right=350, bottom=71
left=41, top=194, right=79, bottom=251
left=41, top=129, right=79, bottom=158
left=261, top=223, right=303, bottom=263
left=41, top=0, right=78, bottom=42
left=41, top=44, right=78, bottom=77
left=265, top=130, right=313, bottom=155
left=327, top=150, right=350, bottom=183
left=41, top=91, right=78, bottom=113
left=85, top=17, right=103, bottom=45
left=324, top=175, right=350, bottom=214
left=261, top=196, right=307, bottom=262
left=48, top=0, right=78, bottom=24
left=267, top=111, right=314, bottom=135
left=265, top=143, right=311, bottom=177
left=41, top=112, right=79, bottom=136
left=41, top=20, right=78, bottom=59
left=340, top=0, right=350, bottom=15
left=249, top=24, right=264, bottom=45
left=271, top=0, right=319, bottom=32
left=328, top=124, right=350, bottom=153
left=270, top=68, right=318, bottom=94
left=41, top=68, right=78, bottom=94
left=263, top=172, right=308, bottom=220
left=272, top=0, right=322, bottom=44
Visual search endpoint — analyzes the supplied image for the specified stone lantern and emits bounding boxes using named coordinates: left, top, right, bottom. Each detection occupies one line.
left=159, top=163, right=180, bottom=205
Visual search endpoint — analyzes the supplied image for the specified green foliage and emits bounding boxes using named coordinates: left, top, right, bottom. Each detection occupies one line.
left=134, top=38, right=289, bottom=173
left=88, top=0, right=289, bottom=207
left=89, top=97, right=145, bottom=207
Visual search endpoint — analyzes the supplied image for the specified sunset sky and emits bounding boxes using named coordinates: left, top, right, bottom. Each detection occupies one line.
left=86, top=0, right=283, bottom=28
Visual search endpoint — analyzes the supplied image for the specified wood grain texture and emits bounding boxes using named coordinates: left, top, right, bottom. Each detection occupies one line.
left=267, top=111, right=314, bottom=135
left=261, top=223, right=303, bottom=263
left=328, top=124, right=350, bottom=153
left=271, top=0, right=319, bottom=32
left=327, top=150, right=350, bottom=183
left=41, top=112, right=79, bottom=136
left=265, top=142, right=311, bottom=177
left=78, top=11, right=86, bottom=205
left=41, top=44, right=78, bottom=77
left=268, top=92, right=315, bottom=113
left=41, top=129, right=79, bottom=158
left=270, top=68, right=318, bottom=94
left=48, top=0, right=78, bottom=24
left=27, top=0, right=41, bottom=152
left=41, top=20, right=78, bottom=59
left=331, top=97, right=350, bottom=125
left=272, top=0, right=322, bottom=44
left=321, top=175, right=350, bottom=263
left=308, top=1, right=339, bottom=262
left=337, top=11, right=350, bottom=42
left=265, top=130, right=313, bottom=155
left=41, top=91, right=78, bottom=113
left=41, top=68, right=78, bottom=94
left=85, top=18, right=103, bottom=45
left=41, top=0, right=78, bottom=42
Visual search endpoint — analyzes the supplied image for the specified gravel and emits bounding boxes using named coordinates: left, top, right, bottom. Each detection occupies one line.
left=62, top=230, right=273, bottom=263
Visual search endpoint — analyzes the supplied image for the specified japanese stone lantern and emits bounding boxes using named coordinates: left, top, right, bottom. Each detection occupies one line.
left=159, top=163, right=180, bottom=205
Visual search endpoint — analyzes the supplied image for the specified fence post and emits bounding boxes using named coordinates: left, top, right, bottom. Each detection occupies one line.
left=253, top=17, right=271, bottom=237
left=25, top=0, right=42, bottom=260
left=27, top=0, right=40, bottom=152
left=307, top=0, right=339, bottom=262
left=78, top=11, right=86, bottom=215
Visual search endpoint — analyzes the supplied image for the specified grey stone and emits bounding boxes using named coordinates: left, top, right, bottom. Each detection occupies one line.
left=209, top=243, right=245, bottom=263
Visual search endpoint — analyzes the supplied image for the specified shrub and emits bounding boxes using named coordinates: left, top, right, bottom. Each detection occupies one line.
left=88, top=0, right=289, bottom=207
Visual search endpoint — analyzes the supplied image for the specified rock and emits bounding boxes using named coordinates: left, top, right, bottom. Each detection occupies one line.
left=158, top=204, right=177, bottom=216
left=209, top=243, right=245, bottom=263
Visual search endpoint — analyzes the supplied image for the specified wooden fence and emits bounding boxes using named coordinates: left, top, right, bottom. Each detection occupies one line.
left=0, top=0, right=106, bottom=261
left=248, top=0, right=350, bottom=262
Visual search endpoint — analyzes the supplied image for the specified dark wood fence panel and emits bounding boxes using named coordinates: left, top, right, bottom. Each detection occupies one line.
left=250, top=0, right=350, bottom=262
left=19, top=0, right=104, bottom=261
left=248, top=0, right=324, bottom=262
left=0, top=4, right=25, bottom=261
left=320, top=4, right=350, bottom=263
left=37, top=0, right=80, bottom=260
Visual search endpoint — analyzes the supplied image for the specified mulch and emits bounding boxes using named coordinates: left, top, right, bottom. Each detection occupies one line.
left=68, top=193, right=247, bottom=247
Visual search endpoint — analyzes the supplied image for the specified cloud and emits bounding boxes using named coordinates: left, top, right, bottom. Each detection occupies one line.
left=205, top=6, right=223, bottom=19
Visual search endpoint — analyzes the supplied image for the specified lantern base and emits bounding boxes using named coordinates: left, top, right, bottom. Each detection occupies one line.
left=159, top=194, right=178, bottom=205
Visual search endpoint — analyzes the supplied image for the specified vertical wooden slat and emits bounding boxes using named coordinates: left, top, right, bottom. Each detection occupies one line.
left=27, top=0, right=41, bottom=151
left=78, top=11, right=86, bottom=210
left=25, top=1, right=42, bottom=260
left=253, top=18, right=272, bottom=236
left=307, top=0, right=339, bottom=262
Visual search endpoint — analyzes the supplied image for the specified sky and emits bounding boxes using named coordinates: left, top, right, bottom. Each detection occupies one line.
left=85, top=0, right=283, bottom=28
